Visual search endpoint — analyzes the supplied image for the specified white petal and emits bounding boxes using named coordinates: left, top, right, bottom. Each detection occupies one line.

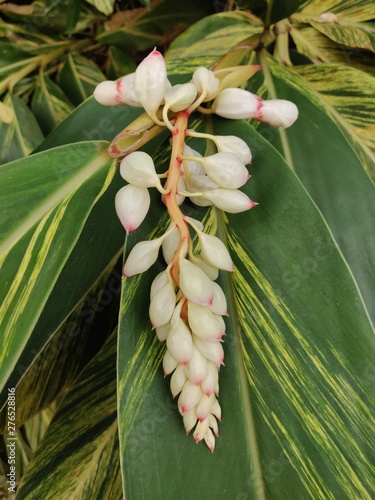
left=183, top=144, right=205, bottom=175
left=170, top=364, right=187, bottom=398
left=155, top=322, right=170, bottom=342
left=201, top=361, right=219, bottom=396
left=185, top=346, right=208, bottom=385
left=149, top=282, right=176, bottom=328
left=193, top=418, right=209, bottom=443
left=196, top=393, right=215, bottom=422
left=203, top=188, right=257, bottom=213
left=210, top=282, right=228, bottom=316
left=183, top=409, right=198, bottom=434
left=115, top=185, right=150, bottom=233
left=134, top=49, right=168, bottom=116
left=188, top=302, right=225, bottom=341
left=190, top=255, right=219, bottom=281
left=179, top=258, right=214, bottom=306
left=208, top=414, right=219, bottom=436
left=166, top=317, right=194, bottom=365
left=93, top=81, right=119, bottom=106
left=192, top=67, right=220, bottom=100
left=123, top=238, right=162, bottom=277
left=164, top=83, right=198, bottom=112
left=162, top=225, right=180, bottom=264
left=120, top=151, right=163, bottom=189
left=203, top=152, right=249, bottom=189
left=258, top=99, right=299, bottom=128
left=163, top=349, right=178, bottom=376
left=204, top=427, right=216, bottom=452
left=150, top=270, right=169, bottom=299
left=211, top=398, right=222, bottom=421
left=198, top=232, right=233, bottom=272
left=116, top=73, right=142, bottom=107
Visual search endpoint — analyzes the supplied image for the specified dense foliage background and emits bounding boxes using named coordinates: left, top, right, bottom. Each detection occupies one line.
left=0, top=0, right=374, bottom=498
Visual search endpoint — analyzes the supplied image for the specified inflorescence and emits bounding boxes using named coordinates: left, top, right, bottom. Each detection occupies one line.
left=94, top=48, right=298, bottom=451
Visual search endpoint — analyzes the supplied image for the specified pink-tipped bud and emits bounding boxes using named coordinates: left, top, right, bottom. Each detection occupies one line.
left=170, top=365, right=187, bottom=398
left=115, top=185, right=150, bottom=234
left=203, top=188, right=257, bottom=214
left=194, top=337, right=224, bottom=366
left=120, top=151, right=163, bottom=189
left=202, top=152, right=249, bottom=189
left=257, top=99, right=299, bottom=128
left=192, top=418, right=209, bottom=443
left=163, top=349, right=178, bottom=376
left=192, top=67, right=220, bottom=100
left=93, top=81, right=119, bottom=106
left=134, top=48, right=168, bottom=117
left=179, top=258, right=214, bottom=306
left=183, top=145, right=205, bottom=175
left=183, top=409, right=198, bottom=434
left=210, top=282, right=228, bottom=316
left=155, top=323, right=170, bottom=342
left=190, top=254, right=219, bottom=281
left=178, top=381, right=203, bottom=415
left=196, top=393, right=215, bottom=422
left=162, top=225, right=180, bottom=264
left=149, top=282, right=176, bottom=328
left=201, top=361, right=219, bottom=396
left=198, top=232, right=233, bottom=272
left=185, top=346, right=208, bottom=385
left=214, top=135, right=252, bottom=164
left=164, top=83, right=197, bottom=112
left=204, top=427, right=216, bottom=452
left=123, top=238, right=162, bottom=277
left=212, top=88, right=262, bottom=119
left=116, top=73, right=142, bottom=107
left=188, top=302, right=225, bottom=341
left=166, top=317, right=194, bottom=365
left=211, top=399, right=222, bottom=421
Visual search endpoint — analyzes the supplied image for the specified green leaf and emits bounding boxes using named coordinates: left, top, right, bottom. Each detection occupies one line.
left=0, top=40, right=32, bottom=79
left=117, top=119, right=374, bottom=498
left=85, top=0, right=115, bottom=15
left=106, top=46, right=136, bottom=80
left=31, top=73, right=74, bottom=136
left=299, top=0, right=375, bottom=22
left=310, top=19, right=375, bottom=52
left=0, top=141, right=116, bottom=396
left=16, top=330, right=122, bottom=500
left=0, top=93, right=44, bottom=164
left=265, top=0, right=305, bottom=25
left=251, top=53, right=375, bottom=323
left=57, top=53, right=105, bottom=106
left=166, top=11, right=263, bottom=74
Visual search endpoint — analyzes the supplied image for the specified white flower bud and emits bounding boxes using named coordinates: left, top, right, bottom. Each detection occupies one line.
left=170, top=365, right=187, bottom=398
left=116, top=73, right=143, bottom=107
left=178, top=380, right=203, bottom=415
left=194, top=337, right=224, bottom=366
left=185, top=175, right=218, bottom=207
left=183, top=409, right=198, bottom=434
left=149, top=282, right=176, bottom=328
left=166, top=317, right=194, bottom=365
left=214, top=135, right=252, bottom=164
left=198, top=232, right=233, bottom=272
left=93, top=81, right=119, bottom=106
left=210, top=282, right=228, bottom=316
left=156, top=323, right=170, bottom=341
left=183, top=145, right=205, bottom=175
left=115, top=184, right=150, bottom=234
left=212, top=88, right=262, bottom=119
left=134, top=48, right=168, bottom=117
left=202, top=152, right=249, bottom=189
left=193, top=417, right=209, bottom=443
left=192, top=67, right=220, bottom=100
left=257, top=99, right=299, bottom=128
left=208, top=414, right=219, bottom=436
left=179, top=258, right=214, bottom=306
left=163, top=349, right=178, bottom=376
left=211, top=399, right=222, bottom=421
left=185, top=346, right=208, bottom=385
left=203, top=188, right=258, bottom=213
left=188, top=302, right=225, bottom=341
left=123, top=238, right=162, bottom=277
left=164, top=83, right=198, bottom=112
left=162, top=225, right=180, bottom=264
left=189, top=254, right=219, bottom=281
left=204, top=427, right=216, bottom=452
left=196, top=393, right=215, bottom=422
left=120, top=151, right=163, bottom=189
left=150, top=270, right=169, bottom=299
left=201, top=361, right=219, bottom=396
left=176, top=175, right=186, bottom=205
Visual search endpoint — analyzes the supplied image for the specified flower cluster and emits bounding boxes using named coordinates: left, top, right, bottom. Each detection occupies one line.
left=94, top=49, right=298, bottom=451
